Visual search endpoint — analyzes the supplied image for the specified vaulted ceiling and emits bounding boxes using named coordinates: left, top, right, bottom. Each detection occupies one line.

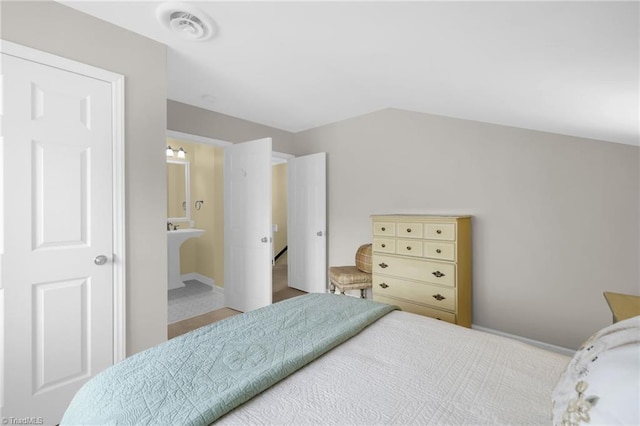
left=61, top=1, right=639, bottom=145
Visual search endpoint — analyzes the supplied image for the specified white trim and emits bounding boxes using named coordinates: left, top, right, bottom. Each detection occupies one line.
left=273, top=151, right=294, bottom=160
left=180, top=272, right=224, bottom=294
left=111, top=72, right=126, bottom=363
left=272, top=151, right=294, bottom=164
left=0, top=40, right=123, bottom=84
left=0, top=40, right=127, bottom=362
left=0, top=288, right=4, bottom=417
left=167, top=129, right=232, bottom=147
left=166, top=129, right=295, bottom=163
left=472, top=324, right=575, bottom=356
left=0, top=134, right=3, bottom=416
left=0, top=136, right=3, bottom=256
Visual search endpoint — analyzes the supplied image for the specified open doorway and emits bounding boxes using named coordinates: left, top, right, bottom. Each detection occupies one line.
left=165, top=131, right=304, bottom=327
left=271, top=160, right=305, bottom=302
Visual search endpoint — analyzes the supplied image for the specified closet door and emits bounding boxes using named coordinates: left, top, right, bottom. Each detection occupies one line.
left=1, top=43, right=124, bottom=424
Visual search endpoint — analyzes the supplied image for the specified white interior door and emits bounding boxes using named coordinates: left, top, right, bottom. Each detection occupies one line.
left=287, top=153, right=327, bottom=293
left=1, top=44, right=124, bottom=423
left=224, top=138, right=273, bottom=312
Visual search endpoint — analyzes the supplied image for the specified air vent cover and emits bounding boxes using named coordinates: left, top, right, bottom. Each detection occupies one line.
left=157, top=2, right=216, bottom=41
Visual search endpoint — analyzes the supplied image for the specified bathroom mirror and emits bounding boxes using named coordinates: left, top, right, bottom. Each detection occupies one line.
left=167, top=159, right=190, bottom=221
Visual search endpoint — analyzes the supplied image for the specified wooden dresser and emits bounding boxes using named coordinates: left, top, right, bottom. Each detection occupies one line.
left=371, top=215, right=472, bottom=327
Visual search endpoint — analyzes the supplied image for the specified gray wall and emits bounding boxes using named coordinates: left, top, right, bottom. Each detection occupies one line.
left=292, top=108, right=639, bottom=350
left=4, top=1, right=636, bottom=354
left=168, top=100, right=296, bottom=153
left=1, top=0, right=169, bottom=355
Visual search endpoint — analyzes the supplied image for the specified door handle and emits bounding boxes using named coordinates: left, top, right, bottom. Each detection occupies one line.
left=261, top=237, right=272, bottom=243
left=317, top=231, right=324, bottom=236
left=94, top=255, right=108, bottom=266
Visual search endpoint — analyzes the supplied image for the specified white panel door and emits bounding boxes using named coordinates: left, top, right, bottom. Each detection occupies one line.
left=287, top=153, right=327, bottom=293
left=224, top=138, right=273, bottom=312
left=1, top=52, right=117, bottom=423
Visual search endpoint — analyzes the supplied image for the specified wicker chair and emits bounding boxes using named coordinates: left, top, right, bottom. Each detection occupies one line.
left=328, top=244, right=372, bottom=298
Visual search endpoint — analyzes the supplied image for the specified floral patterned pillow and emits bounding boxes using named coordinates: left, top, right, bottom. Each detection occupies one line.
left=552, top=315, right=640, bottom=426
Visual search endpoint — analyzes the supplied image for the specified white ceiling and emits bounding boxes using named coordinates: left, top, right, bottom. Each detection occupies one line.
left=61, top=1, right=639, bottom=146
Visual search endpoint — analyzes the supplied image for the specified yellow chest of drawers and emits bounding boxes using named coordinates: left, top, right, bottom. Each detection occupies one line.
left=371, top=215, right=472, bottom=327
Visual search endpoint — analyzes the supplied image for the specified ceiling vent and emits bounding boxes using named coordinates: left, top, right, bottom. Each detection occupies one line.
left=156, top=2, right=216, bottom=41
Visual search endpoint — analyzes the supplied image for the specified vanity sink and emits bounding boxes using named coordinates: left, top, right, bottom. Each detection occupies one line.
left=167, top=228, right=205, bottom=290
left=168, top=227, right=205, bottom=243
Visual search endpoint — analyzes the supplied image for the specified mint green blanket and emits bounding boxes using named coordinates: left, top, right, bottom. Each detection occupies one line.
left=61, top=294, right=397, bottom=425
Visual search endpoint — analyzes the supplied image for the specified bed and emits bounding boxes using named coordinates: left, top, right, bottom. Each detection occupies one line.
left=61, top=293, right=640, bottom=425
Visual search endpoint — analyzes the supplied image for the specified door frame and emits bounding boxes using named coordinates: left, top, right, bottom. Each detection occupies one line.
left=165, top=130, right=294, bottom=292
left=0, top=40, right=127, bottom=361
left=166, top=130, right=294, bottom=162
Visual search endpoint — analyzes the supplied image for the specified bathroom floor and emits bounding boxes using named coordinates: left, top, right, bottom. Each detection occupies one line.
left=168, top=254, right=306, bottom=337
left=168, top=280, right=225, bottom=324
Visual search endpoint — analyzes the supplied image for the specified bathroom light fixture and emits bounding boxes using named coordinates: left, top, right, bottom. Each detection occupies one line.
left=166, top=146, right=187, bottom=158
left=156, top=2, right=216, bottom=41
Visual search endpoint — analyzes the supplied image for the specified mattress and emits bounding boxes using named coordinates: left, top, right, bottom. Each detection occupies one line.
left=218, top=311, right=570, bottom=425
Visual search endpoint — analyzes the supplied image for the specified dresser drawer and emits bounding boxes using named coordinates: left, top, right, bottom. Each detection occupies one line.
left=424, top=223, right=456, bottom=241
left=373, top=221, right=396, bottom=236
left=373, top=238, right=396, bottom=254
left=373, top=276, right=456, bottom=311
left=396, top=239, right=423, bottom=257
left=424, top=241, right=455, bottom=261
left=396, top=222, right=423, bottom=238
left=373, top=254, right=455, bottom=287
left=374, top=294, right=457, bottom=324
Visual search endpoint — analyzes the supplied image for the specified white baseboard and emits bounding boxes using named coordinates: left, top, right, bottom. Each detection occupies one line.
left=472, top=325, right=575, bottom=356
left=180, top=273, right=224, bottom=294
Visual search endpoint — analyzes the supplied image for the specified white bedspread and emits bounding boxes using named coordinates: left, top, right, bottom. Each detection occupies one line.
left=217, top=310, right=570, bottom=425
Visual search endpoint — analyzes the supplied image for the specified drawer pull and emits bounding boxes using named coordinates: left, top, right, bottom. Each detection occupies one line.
left=436, top=229, right=442, bottom=234
left=432, top=271, right=445, bottom=278
left=381, top=227, right=386, bottom=231
left=432, top=294, right=446, bottom=301
left=379, top=262, right=389, bottom=269
left=379, top=283, right=389, bottom=289
left=406, top=228, right=412, bottom=233
left=406, top=246, right=412, bottom=251
left=436, top=249, right=442, bottom=254
left=381, top=243, right=386, bottom=248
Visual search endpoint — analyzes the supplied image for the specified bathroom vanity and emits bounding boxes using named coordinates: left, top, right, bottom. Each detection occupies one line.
left=167, top=228, right=205, bottom=290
